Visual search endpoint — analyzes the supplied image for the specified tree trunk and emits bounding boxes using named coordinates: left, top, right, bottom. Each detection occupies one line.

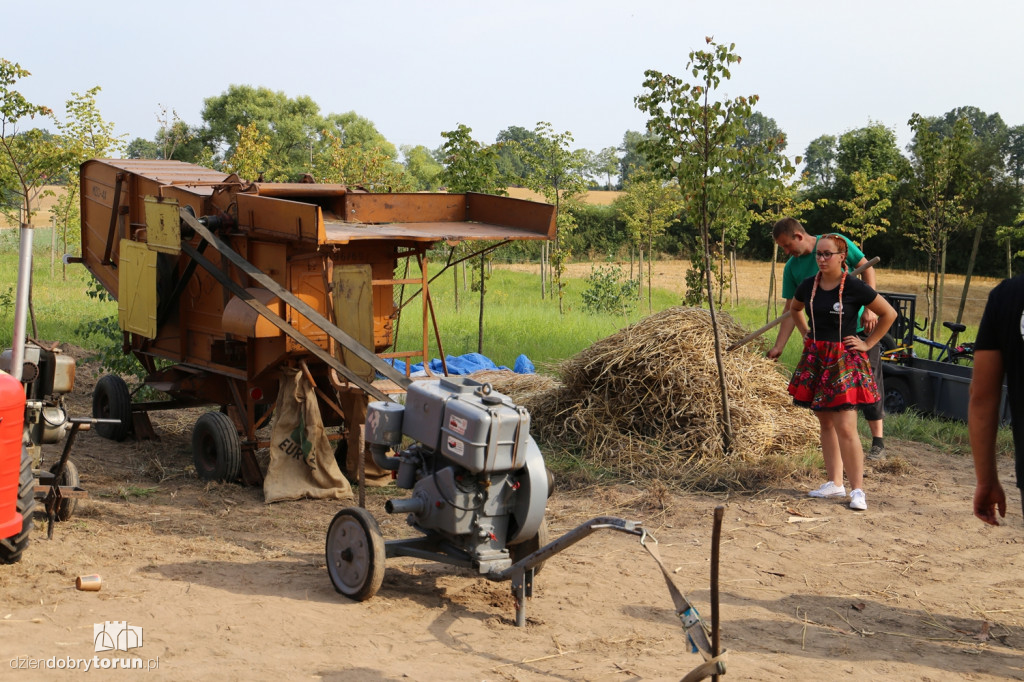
left=638, top=245, right=645, bottom=303
left=700, top=212, right=732, bottom=453
left=477, top=252, right=485, bottom=354
left=453, top=247, right=460, bottom=312
left=731, top=249, right=739, bottom=307
left=647, top=235, right=653, bottom=312
left=956, top=222, right=984, bottom=324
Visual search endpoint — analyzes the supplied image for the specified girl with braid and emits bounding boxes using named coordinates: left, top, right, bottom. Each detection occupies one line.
left=788, top=234, right=897, bottom=511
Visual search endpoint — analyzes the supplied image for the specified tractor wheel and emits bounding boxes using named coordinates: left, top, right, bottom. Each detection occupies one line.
left=0, top=448, right=36, bottom=564
left=192, top=411, right=242, bottom=482
left=325, top=506, right=386, bottom=601
left=50, top=459, right=80, bottom=522
left=884, top=377, right=912, bottom=416
left=509, top=517, right=549, bottom=576
left=92, top=375, right=132, bottom=441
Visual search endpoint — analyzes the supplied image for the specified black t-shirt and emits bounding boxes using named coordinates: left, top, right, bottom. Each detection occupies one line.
left=794, top=275, right=877, bottom=343
left=975, top=274, right=1024, bottom=473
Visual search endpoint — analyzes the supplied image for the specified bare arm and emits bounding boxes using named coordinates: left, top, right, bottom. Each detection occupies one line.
left=970, top=349, right=1006, bottom=526
left=843, top=294, right=895, bottom=352
left=768, top=298, right=796, bottom=360
left=853, top=257, right=879, bottom=332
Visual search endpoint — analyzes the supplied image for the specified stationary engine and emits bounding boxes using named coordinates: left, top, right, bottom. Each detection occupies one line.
left=364, top=376, right=549, bottom=573
left=1, top=343, right=76, bottom=463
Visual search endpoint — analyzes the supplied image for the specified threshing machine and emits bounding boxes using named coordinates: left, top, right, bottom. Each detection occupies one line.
left=75, top=159, right=555, bottom=485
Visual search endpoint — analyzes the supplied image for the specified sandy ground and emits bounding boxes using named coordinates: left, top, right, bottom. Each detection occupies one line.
left=2, top=261, right=1021, bottom=681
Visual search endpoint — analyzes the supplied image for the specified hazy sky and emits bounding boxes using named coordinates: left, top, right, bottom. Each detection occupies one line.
left=5, top=0, right=1023, bottom=166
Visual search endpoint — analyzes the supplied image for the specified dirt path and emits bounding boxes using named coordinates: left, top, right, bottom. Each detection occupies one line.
left=3, top=354, right=1023, bottom=681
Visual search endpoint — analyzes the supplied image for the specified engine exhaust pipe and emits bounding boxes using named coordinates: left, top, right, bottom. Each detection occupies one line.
left=9, top=224, right=34, bottom=382
left=385, top=497, right=426, bottom=515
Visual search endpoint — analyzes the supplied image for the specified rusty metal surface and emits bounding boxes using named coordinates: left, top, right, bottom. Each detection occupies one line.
left=323, top=220, right=552, bottom=244
left=82, top=158, right=229, bottom=193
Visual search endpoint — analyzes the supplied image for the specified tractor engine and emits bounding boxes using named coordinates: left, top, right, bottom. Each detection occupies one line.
left=365, top=377, right=548, bottom=573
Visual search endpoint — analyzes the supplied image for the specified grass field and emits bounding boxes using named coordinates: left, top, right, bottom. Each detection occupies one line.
left=0, top=242, right=1012, bottom=465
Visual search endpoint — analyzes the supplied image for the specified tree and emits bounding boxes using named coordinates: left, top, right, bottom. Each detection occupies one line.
left=906, top=113, right=976, bottom=342
left=635, top=37, right=768, bottom=453
left=802, top=135, right=838, bottom=190
left=401, top=144, right=443, bottom=190
left=593, top=146, right=620, bottom=190
left=315, top=129, right=411, bottom=191
left=200, top=85, right=328, bottom=179
left=615, top=169, right=682, bottom=311
left=0, top=59, right=62, bottom=229
left=437, top=124, right=508, bottom=351
left=618, top=129, right=656, bottom=184
left=832, top=170, right=895, bottom=250
left=494, top=125, right=539, bottom=184
left=223, top=122, right=273, bottom=181
left=52, top=86, right=126, bottom=279
left=517, top=121, right=590, bottom=314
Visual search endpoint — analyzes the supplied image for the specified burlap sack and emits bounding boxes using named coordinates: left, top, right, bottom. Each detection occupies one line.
left=264, top=368, right=354, bottom=503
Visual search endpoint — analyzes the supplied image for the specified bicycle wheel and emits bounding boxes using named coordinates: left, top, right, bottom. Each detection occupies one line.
left=950, top=342, right=974, bottom=366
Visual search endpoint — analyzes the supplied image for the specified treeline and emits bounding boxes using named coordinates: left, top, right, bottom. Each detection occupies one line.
left=4, top=50, right=1023, bottom=289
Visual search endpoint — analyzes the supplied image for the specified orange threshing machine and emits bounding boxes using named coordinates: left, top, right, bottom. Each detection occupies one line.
left=75, top=159, right=555, bottom=485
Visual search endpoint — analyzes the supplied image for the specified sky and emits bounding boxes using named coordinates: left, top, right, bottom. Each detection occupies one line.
left=4, top=0, right=1024, bottom=168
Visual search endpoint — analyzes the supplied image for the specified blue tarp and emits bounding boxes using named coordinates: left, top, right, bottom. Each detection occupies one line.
left=386, top=352, right=535, bottom=378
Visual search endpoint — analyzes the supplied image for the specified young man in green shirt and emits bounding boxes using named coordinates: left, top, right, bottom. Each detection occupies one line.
left=769, top=218, right=886, bottom=470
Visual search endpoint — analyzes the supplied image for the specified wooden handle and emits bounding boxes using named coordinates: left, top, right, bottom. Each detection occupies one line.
left=726, top=256, right=880, bottom=352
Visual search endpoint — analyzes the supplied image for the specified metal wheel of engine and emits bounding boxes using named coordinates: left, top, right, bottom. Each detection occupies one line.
left=0, top=448, right=36, bottom=564
left=92, top=374, right=132, bottom=441
left=50, top=459, right=79, bottom=521
left=192, top=411, right=242, bottom=482
left=325, top=506, right=385, bottom=601
left=509, top=517, right=549, bottom=576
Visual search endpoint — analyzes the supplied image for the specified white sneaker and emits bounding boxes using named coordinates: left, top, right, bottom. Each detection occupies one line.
left=849, top=489, right=867, bottom=511
left=808, top=481, right=846, bottom=498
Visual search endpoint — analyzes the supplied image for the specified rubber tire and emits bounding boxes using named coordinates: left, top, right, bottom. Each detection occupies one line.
left=325, top=506, right=386, bottom=601
left=951, top=342, right=975, bottom=366
left=884, top=377, right=912, bottom=415
left=92, top=374, right=132, bottom=441
left=192, top=411, right=242, bottom=482
left=0, top=448, right=36, bottom=564
left=878, top=333, right=897, bottom=355
left=509, top=517, right=549, bottom=576
left=50, top=459, right=80, bottom=522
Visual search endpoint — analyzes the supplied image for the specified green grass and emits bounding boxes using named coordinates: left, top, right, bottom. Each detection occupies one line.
left=0, top=247, right=117, bottom=349
left=0, top=244, right=1010, bottom=460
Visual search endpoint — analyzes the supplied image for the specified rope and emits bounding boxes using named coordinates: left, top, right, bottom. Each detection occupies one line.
left=639, top=530, right=727, bottom=680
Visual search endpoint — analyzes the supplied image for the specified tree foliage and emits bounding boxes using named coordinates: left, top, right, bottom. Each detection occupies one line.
left=516, top=121, right=590, bottom=314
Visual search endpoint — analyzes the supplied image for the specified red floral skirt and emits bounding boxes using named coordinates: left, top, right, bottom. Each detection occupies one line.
left=788, top=338, right=880, bottom=411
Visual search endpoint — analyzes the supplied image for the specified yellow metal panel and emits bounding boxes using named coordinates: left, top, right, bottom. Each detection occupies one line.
left=118, top=239, right=158, bottom=338
left=144, top=196, right=181, bottom=254
left=333, top=264, right=375, bottom=383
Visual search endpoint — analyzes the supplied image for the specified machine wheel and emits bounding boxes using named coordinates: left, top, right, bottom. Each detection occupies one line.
left=884, top=377, right=912, bottom=415
left=325, top=506, right=386, bottom=601
left=50, top=459, right=79, bottom=522
left=192, top=411, right=242, bottom=482
left=509, top=517, right=549, bottom=576
left=0, top=449, right=36, bottom=564
left=92, top=374, right=132, bottom=441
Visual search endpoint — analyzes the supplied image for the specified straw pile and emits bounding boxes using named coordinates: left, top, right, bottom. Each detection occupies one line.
left=474, top=307, right=820, bottom=491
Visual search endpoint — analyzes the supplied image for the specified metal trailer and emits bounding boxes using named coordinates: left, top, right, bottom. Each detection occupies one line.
left=75, top=159, right=555, bottom=484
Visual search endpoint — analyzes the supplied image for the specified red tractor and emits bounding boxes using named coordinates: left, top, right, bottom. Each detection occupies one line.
left=0, top=368, right=32, bottom=563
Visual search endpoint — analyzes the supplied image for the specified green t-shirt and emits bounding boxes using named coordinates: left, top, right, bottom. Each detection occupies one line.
left=781, top=234, right=867, bottom=329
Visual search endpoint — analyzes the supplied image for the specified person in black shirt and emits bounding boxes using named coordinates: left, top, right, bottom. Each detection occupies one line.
left=788, top=234, right=896, bottom=511
left=971, top=274, right=1024, bottom=525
